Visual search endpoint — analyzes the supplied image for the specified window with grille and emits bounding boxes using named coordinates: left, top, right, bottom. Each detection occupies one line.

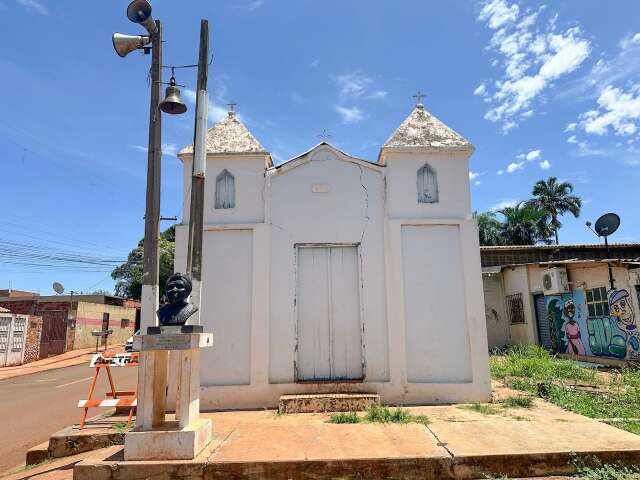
left=586, top=286, right=610, bottom=318
left=215, top=169, right=235, bottom=209
left=417, top=163, right=438, bottom=204
left=506, top=293, right=525, bottom=324
left=11, top=318, right=25, bottom=351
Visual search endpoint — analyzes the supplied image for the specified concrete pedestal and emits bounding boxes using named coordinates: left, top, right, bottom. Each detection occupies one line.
left=124, top=331, right=213, bottom=461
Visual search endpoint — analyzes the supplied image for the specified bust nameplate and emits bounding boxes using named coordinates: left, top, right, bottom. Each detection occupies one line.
left=134, top=333, right=213, bottom=351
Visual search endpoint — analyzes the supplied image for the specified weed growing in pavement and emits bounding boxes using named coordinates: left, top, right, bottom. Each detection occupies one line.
left=458, top=403, right=500, bottom=415
left=328, top=412, right=360, bottom=424
left=571, top=454, right=640, bottom=479
left=328, top=406, right=430, bottom=425
left=112, top=422, right=132, bottom=434
left=502, top=395, right=533, bottom=408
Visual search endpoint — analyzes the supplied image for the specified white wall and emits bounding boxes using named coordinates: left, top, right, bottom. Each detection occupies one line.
left=268, top=150, right=389, bottom=384
left=502, top=266, right=538, bottom=345
left=483, top=274, right=510, bottom=348
left=385, top=152, right=470, bottom=219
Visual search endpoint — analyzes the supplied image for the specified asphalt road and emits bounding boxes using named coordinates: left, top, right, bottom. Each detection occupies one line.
left=0, top=362, right=137, bottom=473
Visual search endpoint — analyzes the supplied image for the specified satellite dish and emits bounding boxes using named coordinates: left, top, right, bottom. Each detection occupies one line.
left=594, top=213, right=620, bottom=237
left=53, top=282, right=65, bottom=295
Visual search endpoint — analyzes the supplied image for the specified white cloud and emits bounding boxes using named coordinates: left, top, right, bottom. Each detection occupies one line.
left=477, top=1, right=590, bottom=131
left=478, top=0, right=519, bottom=29
left=539, top=159, right=551, bottom=169
left=334, top=105, right=364, bottom=124
left=567, top=135, right=578, bottom=144
left=525, top=149, right=541, bottom=161
left=490, top=199, right=519, bottom=211
left=469, top=170, right=481, bottom=180
left=565, top=122, right=577, bottom=132
left=506, top=161, right=525, bottom=173
left=16, top=0, right=47, bottom=14
left=579, top=84, right=640, bottom=136
left=474, top=180, right=482, bottom=186
left=473, top=83, right=487, bottom=96
left=162, top=143, right=179, bottom=157
left=183, top=89, right=228, bottom=123
left=497, top=169, right=504, bottom=175
left=367, top=90, right=388, bottom=100
left=310, top=58, right=320, bottom=68
left=130, top=145, right=148, bottom=153
left=246, top=0, right=263, bottom=11
left=336, top=72, right=373, bottom=98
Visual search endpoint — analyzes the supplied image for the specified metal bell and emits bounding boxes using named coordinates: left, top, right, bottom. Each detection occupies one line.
left=159, top=76, right=187, bottom=115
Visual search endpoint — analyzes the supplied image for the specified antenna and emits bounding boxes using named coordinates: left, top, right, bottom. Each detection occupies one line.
left=585, top=212, right=621, bottom=291
left=53, top=282, right=65, bottom=295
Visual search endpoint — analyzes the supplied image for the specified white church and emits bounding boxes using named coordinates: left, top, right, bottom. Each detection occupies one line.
left=174, top=99, right=490, bottom=409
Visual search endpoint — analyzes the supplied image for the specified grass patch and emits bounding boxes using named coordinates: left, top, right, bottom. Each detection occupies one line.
left=458, top=403, right=500, bottom=415
left=328, top=412, right=360, bottom=424
left=112, top=422, right=132, bottom=434
left=492, top=346, right=640, bottom=436
left=571, top=455, right=640, bottom=479
left=328, top=406, right=429, bottom=425
left=502, top=395, right=534, bottom=408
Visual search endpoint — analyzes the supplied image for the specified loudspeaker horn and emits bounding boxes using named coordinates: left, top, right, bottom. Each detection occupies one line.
left=126, top=0, right=157, bottom=35
left=112, top=33, right=151, bottom=58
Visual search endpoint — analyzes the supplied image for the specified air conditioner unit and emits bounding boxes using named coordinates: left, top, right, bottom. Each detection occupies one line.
left=542, top=267, right=570, bottom=295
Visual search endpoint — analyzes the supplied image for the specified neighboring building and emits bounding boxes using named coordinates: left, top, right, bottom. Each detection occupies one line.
left=481, top=244, right=640, bottom=363
left=0, top=293, right=140, bottom=358
left=174, top=101, right=490, bottom=409
left=0, top=305, right=42, bottom=366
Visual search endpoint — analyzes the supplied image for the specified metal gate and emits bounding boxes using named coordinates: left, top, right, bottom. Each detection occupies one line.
left=39, top=310, right=66, bottom=357
left=533, top=294, right=553, bottom=351
left=0, top=315, right=27, bottom=366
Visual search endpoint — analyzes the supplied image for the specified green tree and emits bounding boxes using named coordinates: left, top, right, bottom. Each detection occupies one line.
left=111, top=226, right=175, bottom=300
left=528, top=176, right=582, bottom=244
left=498, top=202, right=552, bottom=245
left=474, top=211, right=503, bottom=246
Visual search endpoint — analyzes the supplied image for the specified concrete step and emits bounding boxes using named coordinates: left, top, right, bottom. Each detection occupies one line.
left=278, top=393, right=380, bottom=414
left=25, top=441, right=49, bottom=466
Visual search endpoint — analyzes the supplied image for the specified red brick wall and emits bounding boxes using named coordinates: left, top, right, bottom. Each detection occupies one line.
left=24, top=316, right=43, bottom=363
left=0, top=300, right=37, bottom=314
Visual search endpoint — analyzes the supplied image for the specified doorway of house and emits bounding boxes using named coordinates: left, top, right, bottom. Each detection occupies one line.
left=533, top=293, right=553, bottom=351
left=295, top=245, right=363, bottom=382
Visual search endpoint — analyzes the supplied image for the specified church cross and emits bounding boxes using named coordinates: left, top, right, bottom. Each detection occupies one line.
left=413, top=91, right=426, bottom=106
left=227, top=102, right=237, bottom=113
left=317, top=129, right=332, bottom=142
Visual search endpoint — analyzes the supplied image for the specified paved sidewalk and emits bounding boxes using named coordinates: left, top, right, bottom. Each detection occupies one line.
left=0, top=345, right=123, bottom=381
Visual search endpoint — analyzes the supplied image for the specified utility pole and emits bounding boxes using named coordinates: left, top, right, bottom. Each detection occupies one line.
left=186, top=20, right=209, bottom=324
left=141, top=19, right=162, bottom=332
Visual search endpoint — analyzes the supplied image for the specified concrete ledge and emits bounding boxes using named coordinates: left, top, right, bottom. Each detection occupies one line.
left=49, top=425, right=125, bottom=458
left=73, top=446, right=640, bottom=480
left=25, top=441, right=49, bottom=466
left=278, top=393, right=380, bottom=413
left=124, top=418, right=212, bottom=460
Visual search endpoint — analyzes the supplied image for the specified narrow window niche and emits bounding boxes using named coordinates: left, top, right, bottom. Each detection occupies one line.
left=417, top=163, right=438, bottom=203
left=215, top=169, right=235, bottom=209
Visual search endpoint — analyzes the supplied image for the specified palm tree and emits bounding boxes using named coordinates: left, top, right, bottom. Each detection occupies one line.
left=474, top=211, right=503, bottom=246
left=498, top=202, right=553, bottom=245
left=528, top=177, right=582, bottom=244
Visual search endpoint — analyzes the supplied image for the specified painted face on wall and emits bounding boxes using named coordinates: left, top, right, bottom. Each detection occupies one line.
left=563, top=299, right=576, bottom=320
left=609, top=289, right=636, bottom=331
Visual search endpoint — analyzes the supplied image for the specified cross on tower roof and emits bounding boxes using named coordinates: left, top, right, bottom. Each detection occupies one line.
left=317, top=129, right=332, bottom=142
left=227, top=102, right=237, bottom=114
left=413, top=91, right=425, bottom=108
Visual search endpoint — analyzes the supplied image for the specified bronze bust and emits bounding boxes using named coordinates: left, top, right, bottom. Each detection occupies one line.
left=156, top=273, right=198, bottom=326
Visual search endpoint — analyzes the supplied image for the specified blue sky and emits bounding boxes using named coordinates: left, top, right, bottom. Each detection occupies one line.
left=1, top=0, right=639, bottom=294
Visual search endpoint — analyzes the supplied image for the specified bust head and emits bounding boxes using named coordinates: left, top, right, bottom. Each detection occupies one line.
left=165, top=273, right=192, bottom=304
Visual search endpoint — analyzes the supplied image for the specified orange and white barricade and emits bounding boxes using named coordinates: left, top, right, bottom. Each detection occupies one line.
left=78, top=351, right=139, bottom=429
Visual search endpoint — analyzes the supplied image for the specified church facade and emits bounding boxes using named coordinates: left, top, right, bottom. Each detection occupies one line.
left=174, top=101, right=490, bottom=409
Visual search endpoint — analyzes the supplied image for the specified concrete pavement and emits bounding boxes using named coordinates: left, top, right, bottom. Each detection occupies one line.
left=0, top=361, right=137, bottom=474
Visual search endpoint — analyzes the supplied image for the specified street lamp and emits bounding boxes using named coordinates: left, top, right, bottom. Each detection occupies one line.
left=112, top=0, right=185, bottom=334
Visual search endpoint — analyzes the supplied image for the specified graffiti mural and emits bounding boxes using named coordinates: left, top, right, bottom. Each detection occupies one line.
left=609, top=289, right=640, bottom=360
left=546, top=291, right=590, bottom=357
left=546, top=288, right=639, bottom=360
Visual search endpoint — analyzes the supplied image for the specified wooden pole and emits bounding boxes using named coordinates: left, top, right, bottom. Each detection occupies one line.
left=140, top=20, right=162, bottom=334
left=186, top=20, right=209, bottom=325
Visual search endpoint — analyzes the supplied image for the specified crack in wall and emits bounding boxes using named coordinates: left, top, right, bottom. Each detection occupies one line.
left=355, top=163, right=370, bottom=245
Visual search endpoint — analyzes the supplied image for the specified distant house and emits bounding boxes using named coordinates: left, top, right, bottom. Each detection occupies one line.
left=480, top=244, right=640, bottom=363
left=0, top=292, right=140, bottom=359
left=174, top=101, right=490, bottom=409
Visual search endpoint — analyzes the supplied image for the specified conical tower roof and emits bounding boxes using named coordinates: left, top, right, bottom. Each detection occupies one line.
left=379, top=103, right=473, bottom=163
left=179, top=111, right=268, bottom=157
